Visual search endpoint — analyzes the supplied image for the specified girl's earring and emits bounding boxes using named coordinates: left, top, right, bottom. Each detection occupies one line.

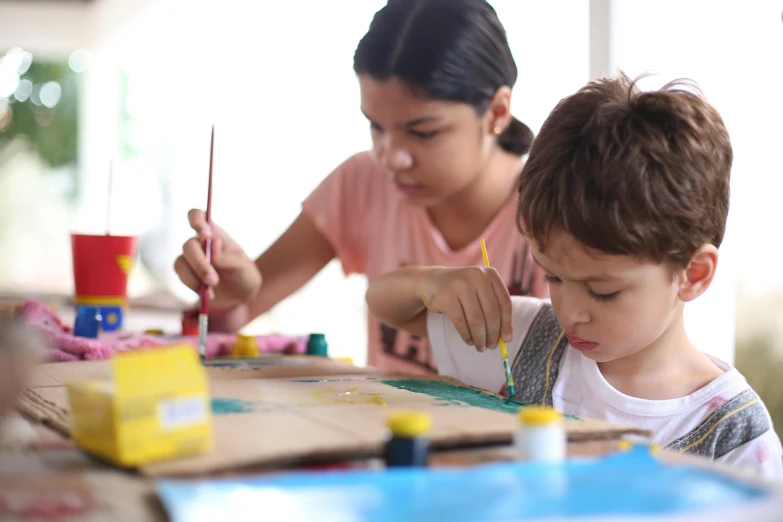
left=493, top=126, right=503, bottom=135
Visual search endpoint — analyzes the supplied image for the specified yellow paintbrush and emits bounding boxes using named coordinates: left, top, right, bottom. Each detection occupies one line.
left=480, top=239, right=515, bottom=401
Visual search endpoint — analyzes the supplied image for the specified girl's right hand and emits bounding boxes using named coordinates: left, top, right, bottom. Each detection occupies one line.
left=173, top=209, right=262, bottom=310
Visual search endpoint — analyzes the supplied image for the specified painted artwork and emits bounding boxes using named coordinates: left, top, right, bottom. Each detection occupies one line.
left=209, top=377, right=577, bottom=418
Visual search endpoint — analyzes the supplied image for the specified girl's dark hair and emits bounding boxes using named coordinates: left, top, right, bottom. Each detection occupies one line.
left=353, top=0, right=533, bottom=155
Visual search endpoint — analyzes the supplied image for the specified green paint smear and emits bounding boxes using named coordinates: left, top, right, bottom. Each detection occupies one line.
left=211, top=398, right=256, bottom=415
left=381, top=379, right=578, bottom=419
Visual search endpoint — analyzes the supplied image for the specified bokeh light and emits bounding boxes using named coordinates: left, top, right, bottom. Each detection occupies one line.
left=40, top=81, right=62, bottom=108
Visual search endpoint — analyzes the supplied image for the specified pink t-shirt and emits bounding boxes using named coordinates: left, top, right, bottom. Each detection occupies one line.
left=302, top=151, right=549, bottom=375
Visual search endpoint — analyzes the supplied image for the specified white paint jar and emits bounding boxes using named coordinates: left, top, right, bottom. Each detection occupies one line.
left=515, top=406, right=566, bottom=463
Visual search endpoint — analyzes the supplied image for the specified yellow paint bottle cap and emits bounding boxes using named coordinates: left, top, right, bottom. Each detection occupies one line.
left=387, top=410, right=431, bottom=438
left=518, top=406, right=562, bottom=425
left=232, top=334, right=260, bottom=357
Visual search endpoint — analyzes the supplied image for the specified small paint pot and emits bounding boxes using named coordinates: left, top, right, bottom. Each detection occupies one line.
left=97, top=305, right=123, bottom=332
left=181, top=310, right=199, bottom=336
left=232, top=334, right=260, bottom=358
left=515, top=406, right=566, bottom=463
left=73, top=306, right=102, bottom=338
left=306, top=333, right=328, bottom=357
left=384, top=410, right=431, bottom=467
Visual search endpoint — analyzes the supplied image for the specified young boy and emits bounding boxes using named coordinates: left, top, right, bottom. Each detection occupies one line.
left=366, top=73, right=783, bottom=480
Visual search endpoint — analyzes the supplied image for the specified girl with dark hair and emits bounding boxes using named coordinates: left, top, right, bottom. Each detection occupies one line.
left=174, top=0, right=548, bottom=375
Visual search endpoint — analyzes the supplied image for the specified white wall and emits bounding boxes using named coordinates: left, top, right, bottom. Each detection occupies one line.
left=0, top=0, right=592, bottom=363
left=5, top=0, right=762, bottom=366
left=67, top=0, right=591, bottom=364
left=606, top=0, right=783, bottom=364
left=0, top=1, right=88, bottom=59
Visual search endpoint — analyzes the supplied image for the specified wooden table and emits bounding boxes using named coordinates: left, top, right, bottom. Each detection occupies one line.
left=2, top=304, right=780, bottom=521
left=4, top=410, right=781, bottom=522
left=1, top=413, right=637, bottom=522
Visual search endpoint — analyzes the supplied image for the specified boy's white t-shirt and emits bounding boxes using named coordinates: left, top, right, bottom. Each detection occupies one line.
left=427, top=296, right=783, bottom=482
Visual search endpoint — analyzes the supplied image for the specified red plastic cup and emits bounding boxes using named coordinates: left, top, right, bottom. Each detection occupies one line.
left=71, top=233, right=137, bottom=306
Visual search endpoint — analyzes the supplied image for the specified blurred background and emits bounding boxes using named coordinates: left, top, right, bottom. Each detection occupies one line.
left=0, top=0, right=781, bottom=434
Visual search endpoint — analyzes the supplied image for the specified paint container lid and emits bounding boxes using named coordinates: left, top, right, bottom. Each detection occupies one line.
left=387, top=410, right=431, bottom=438
left=181, top=310, right=199, bottom=336
left=306, top=333, right=328, bottom=356
left=518, top=406, right=562, bottom=426
left=234, top=333, right=258, bottom=346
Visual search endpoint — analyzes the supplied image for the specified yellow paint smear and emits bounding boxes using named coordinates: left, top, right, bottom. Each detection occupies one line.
left=309, top=386, right=388, bottom=407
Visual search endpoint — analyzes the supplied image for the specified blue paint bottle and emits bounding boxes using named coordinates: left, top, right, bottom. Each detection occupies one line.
left=384, top=411, right=431, bottom=467
left=73, top=306, right=103, bottom=338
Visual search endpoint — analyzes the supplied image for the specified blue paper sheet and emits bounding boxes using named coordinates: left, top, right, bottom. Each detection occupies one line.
left=156, top=446, right=776, bottom=522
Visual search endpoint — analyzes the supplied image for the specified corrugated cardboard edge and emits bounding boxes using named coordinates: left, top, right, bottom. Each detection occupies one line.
left=19, top=388, right=70, bottom=434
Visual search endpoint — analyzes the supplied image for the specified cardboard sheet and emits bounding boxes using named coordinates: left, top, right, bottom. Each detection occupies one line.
left=28, top=355, right=375, bottom=388
left=20, top=358, right=649, bottom=477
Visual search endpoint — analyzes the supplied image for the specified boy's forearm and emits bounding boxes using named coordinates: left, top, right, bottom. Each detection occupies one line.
left=366, top=266, right=432, bottom=331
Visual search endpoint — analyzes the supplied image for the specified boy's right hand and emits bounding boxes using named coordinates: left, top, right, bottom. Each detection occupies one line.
left=173, top=209, right=262, bottom=310
left=415, top=266, right=513, bottom=352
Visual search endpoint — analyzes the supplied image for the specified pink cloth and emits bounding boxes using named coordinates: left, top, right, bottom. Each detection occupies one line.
left=302, top=151, right=549, bottom=376
left=20, top=300, right=308, bottom=362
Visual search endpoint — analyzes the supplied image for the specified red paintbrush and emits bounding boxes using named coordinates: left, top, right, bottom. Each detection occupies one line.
left=198, top=125, right=215, bottom=359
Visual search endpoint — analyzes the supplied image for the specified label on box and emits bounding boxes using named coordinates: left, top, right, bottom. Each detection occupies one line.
left=158, top=396, right=207, bottom=430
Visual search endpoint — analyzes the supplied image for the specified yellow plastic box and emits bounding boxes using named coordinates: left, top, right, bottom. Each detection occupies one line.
left=68, top=344, right=212, bottom=467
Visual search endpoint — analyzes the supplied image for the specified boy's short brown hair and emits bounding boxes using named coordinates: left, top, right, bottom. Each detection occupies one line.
left=516, top=72, right=732, bottom=269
